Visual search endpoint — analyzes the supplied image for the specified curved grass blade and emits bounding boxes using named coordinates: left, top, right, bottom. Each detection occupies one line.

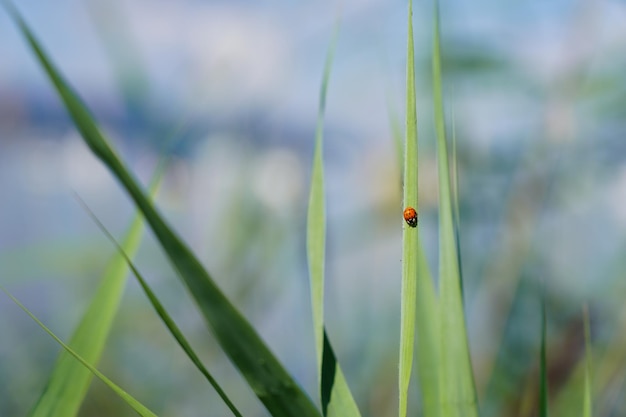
left=76, top=196, right=243, bottom=417
left=431, top=2, right=478, bottom=416
left=3, top=4, right=321, bottom=416
left=0, top=287, right=158, bottom=417
left=399, top=1, right=419, bottom=416
left=540, top=295, right=548, bottom=417
left=306, top=25, right=360, bottom=417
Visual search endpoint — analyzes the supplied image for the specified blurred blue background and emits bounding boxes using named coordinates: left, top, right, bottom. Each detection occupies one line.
left=2, top=0, right=626, bottom=416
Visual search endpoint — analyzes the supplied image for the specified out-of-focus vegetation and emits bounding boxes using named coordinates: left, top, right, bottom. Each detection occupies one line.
left=1, top=0, right=626, bottom=416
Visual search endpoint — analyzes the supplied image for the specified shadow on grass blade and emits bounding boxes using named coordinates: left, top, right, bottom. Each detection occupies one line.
left=3, top=4, right=321, bottom=416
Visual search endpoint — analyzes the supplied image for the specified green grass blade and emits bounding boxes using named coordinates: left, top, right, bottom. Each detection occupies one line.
left=28, top=175, right=162, bottom=417
left=582, top=305, right=592, bottom=417
left=1, top=288, right=158, bottom=417
left=4, top=4, right=321, bottom=416
left=399, top=1, right=419, bottom=416
left=319, top=333, right=361, bottom=417
left=76, top=197, right=243, bottom=417
left=432, top=2, right=478, bottom=417
left=550, top=334, right=598, bottom=417
left=540, top=296, right=549, bottom=417
left=306, top=25, right=360, bottom=417
left=415, top=241, right=440, bottom=417
left=391, top=12, right=440, bottom=413
left=307, top=22, right=336, bottom=386
left=28, top=210, right=145, bottom=417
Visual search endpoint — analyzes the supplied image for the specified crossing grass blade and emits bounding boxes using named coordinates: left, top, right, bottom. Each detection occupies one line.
left=3, top=4, right=321, bottom=416
left=28, top=155, right=165, bottom=417
left=306, top=25, right=361, bottom=417
left=76, top=197, right=243, bottom=417
left=28, top=190, right=153, bottom=417
left=431, top=2, right=478, bottom=416
left=1, top=287, right=158, bottom=417
left=399, top=1, right=419, bottom=416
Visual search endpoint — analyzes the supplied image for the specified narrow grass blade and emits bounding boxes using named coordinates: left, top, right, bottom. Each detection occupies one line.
left=307, top=22, right=336, bottom=386
left=432, top=2, right=478, bottom=416
left=4, top=4, right=321, bottom=416
left=76, top=197, right=243, bottom=417
left=0, top=288, right=158, bottom=417
left=553, top=251, right=626, bottom=417
left=415, top=241, right=440, bottom=417
left=306, top=25, right=360, bottom=417
left=399, top=1, right=419, bottom=416
left=28, top=157, right=165, bottom=417
left=582, top=305, right=592, bottom=417
left=540, top=296, right=548, bottom=417
left=28, top=200, right=148, bottom=417
left=549, top=328, right=599, bottom=417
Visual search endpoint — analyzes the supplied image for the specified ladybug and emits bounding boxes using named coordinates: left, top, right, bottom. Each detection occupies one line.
left=403, top=206, right=418, bottom=228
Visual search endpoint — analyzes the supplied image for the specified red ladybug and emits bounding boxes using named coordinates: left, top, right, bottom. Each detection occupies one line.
left=403, top=207, right=418, bottom=228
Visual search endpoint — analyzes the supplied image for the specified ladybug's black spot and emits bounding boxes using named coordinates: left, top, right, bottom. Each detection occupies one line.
left=405, top=216, right=418, bottom=228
